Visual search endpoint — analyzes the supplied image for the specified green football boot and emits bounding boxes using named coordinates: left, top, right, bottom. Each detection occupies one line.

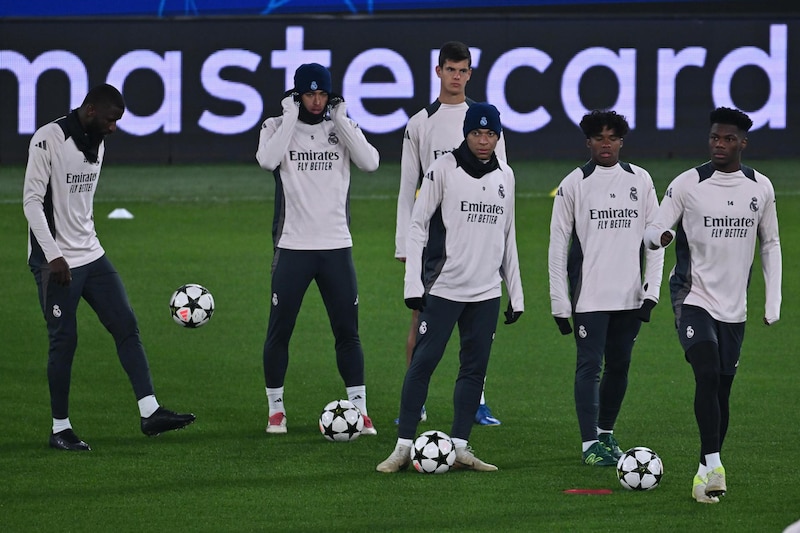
left=582, top=441, right=617, bottom=466
left=598, top=433, right=623, bottom=460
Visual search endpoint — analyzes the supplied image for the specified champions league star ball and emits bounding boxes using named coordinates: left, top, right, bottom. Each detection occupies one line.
left=169, top=284, right=215, bottom=328
left=412, top=430, right=456, bottom=474
left=617, top=447, right=664, bottom=491
left=319, top=400, right=364, bottom=442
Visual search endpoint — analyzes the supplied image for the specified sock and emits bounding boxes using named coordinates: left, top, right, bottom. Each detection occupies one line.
left=705, top=452, right=722, bottom=470
left=582, top=440, right=599, bottom=452
left=138, top=395, right=159, bottom=418
left=346, top=385, right=368, bottom=416
left=696, top=463, right=708, bottom=478
left=479, top=377, right=487, bottom=405
left=397, top=438, right=413, bottom=448
left=52, top=418, right=71, bottom=433
left=266, top=387, right=285, bottom=416
left=597, top=428, right=613, bottom=435
left=452, top=437, right=468, bottom=449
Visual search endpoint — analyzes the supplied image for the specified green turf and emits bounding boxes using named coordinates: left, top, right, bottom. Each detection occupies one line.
left=1, top=160, right=798, bottom=532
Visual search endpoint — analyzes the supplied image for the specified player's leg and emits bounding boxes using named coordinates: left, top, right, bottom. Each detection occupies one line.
left=406, top=309, right=419, bottom=367
left=317, top=248, right=363, bottom=387
left=263, top=248, right=315, bottom=433
left=574, top=312, right=616, bottom=466
left=716, top=321, right=744, bottom=451
left=474, top=376, right=501, bottom=426
left=679, top=304, right=726, bottom=498
left=702, top=321, right=744, bottom=498
left=398, top=295, right=458, bottom=439
left=395, top=309, right=427, bottom=424
left=316, top=248, right=376, bottom=434
left=377, top=295, right=457, bottom=473
left=33, top=260, right=88, bottom=450
left=450, top=298, right=500, bottom=471
left=597, top=311, right=641, bottom=458
left=83, top=255, right=194, bottom=437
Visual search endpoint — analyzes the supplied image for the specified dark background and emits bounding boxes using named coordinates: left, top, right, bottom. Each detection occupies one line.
left=1, top=7, right=796, bottom=163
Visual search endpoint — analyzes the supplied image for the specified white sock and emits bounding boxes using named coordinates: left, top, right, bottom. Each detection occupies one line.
left=479, top=377, right=487, bottom=405
left=138, top=395, right=159, bottom=418
left=705, top=452, right=722, bottom=470
left=597, top=428, right=613, bottom=435
left=266, top=387, right=285, bottom=416
left=346, top=385, right=367, bottom=416
left=52, top=418, right=71, bottom=433
left=582, top=440, right=599, bottom=452
left=397, top=438, right=413, bottom=448
left=452, top=437, right=468, bottom=449
left=696, top=463, right=708, bottom=478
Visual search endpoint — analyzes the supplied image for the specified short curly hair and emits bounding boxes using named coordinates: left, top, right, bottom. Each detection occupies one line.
left=579, top=110, right=630, bottom=138
left=709, top=107, right=752, bottom=132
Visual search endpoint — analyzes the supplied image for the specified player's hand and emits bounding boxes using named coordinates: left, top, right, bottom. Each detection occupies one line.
left=281, top=91, right=300, bottom=115
left=636, top=298, right=657, bottom=322
left=328, top=94, right=347, bottom=121
left=660, top=231, right=674, bottom=247
left=49, top=257, right=71, bottom=286
left=328, top=93, right=344, bottom=108
left=503, top=302, right=523, bottom=325
left=405, top=295, right=425, bottom=311
left=554, top=316, right=572, bottom=335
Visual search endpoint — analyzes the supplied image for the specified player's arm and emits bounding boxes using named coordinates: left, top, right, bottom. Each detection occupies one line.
left=499, top=168, right=524, bottom=322
left=495, top=134, right=508, bottom=162
left=328, top=97, right=379, bottom=172
left=641, top=175, right=665, bottom=303
left=404, top=166, right=442, bottom=301
left=758, top=181, right=782, bottom=325
left=22, top=128, right=61, bottom=263
left=644, top=176, right=684, bottom=250
left=547, top=173, right=576, bottom=319
left=395, top=120, right=422, bottom=260
left=22, top=129, right=72, bottom=286
left=255, top=93, right=299, bottom=171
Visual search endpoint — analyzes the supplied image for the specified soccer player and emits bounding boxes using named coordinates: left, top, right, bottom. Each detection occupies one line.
left=377, top=103, right=523, bottom=473
left=23, top=84, right=196, bottom=451
left=394, top=41, right=507, bottom=426
left=256, top=63, right=380, bottom=436
left=548, top=110, right=664, bottom=467
left=644, top=107, right=781, bottom=504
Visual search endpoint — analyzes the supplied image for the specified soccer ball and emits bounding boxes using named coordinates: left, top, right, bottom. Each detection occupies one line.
left=169, top=283, right=215, bottom=328
left=318, top=400, right=364, bottom=442
left=617, top=446, right=664, bottom=491
left=412, top=430, right=456, bottom=474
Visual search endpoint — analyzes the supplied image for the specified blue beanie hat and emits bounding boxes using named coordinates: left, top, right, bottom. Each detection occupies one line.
left=294, top=63, right=332, bottom=94
left=463, top=102, right=502, bottom=138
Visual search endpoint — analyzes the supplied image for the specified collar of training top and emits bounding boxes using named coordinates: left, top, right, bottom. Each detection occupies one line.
left=453, top=141, right=499, bottom=179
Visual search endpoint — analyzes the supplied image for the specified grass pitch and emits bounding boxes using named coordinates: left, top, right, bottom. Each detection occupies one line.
left=1, top=160, right=798, bottom=532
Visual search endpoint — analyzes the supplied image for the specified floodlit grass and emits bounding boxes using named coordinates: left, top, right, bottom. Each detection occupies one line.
left=1, top=160, right=798, bottom=532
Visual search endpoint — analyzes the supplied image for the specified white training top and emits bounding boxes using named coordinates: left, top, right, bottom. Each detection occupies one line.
left=256, top=100, right=380, bottom=250
left=404, top=148, right=523, bottom=311
left=23, top=116, right=106, bottom=269
left=644, top=162, right=782, bottom=324
left=395, top=100, right=507, bottom=259
left=549, top=161, right=664, bottom=316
